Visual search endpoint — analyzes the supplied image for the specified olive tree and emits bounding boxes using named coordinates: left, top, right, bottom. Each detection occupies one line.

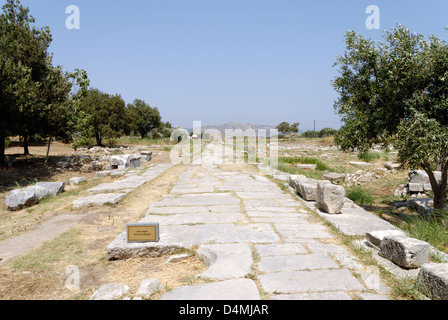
left=332, top=25, right=448, bottom=211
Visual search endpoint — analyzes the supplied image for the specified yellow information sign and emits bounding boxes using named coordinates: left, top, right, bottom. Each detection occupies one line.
left=127, top=223, right=159, bottom=243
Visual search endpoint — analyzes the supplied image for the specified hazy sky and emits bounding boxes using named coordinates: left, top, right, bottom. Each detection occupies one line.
left=6, top=0, right=448, bottom=131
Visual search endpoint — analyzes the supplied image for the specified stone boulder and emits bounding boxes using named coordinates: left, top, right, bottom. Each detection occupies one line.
left=5, top=182, right=65, bottom=211
left=322, top=173, right=345, bottom=184
left=5, top=187, right=40, bottom=211
left=89, top=283, right=130, bottom=300
left=110, top=154, right=142, bottom=170
left=69, top=177, right=87, bottom=186
left=35, top=182, right=65, bottom=197
left=378, top=235, right=430, bottom=269
left=349, top=161, right=372, bottom=168
left=384, top=162, right=401, bottom=170
left=135, top=279, right=163, bottom=299
left=315, top=181, right=345, bottom=214
left=418, top=263, right=448, bottom=300
left=289, top=175, right=320, bottom=201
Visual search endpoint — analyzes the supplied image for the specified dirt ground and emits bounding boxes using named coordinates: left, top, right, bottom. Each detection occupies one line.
left=0, top=141, right=208, bottom=300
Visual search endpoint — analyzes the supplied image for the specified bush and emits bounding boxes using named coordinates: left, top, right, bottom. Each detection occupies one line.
left=361, top=150, right=381, bottom=163
left=346, top=186, right=375, bottom=206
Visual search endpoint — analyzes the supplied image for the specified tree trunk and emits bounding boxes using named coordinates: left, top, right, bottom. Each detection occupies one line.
left=95, top=131, right=102, bottom=146
left=23, top=134, right=30, bottom=155
left=45, top=135, right=52, bottom=165
left=0, top=131, right=5, bottom=164
left=423, top=162, right=447, bottom=214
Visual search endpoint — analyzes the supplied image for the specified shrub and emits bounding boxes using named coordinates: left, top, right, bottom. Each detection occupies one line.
left=346, top=186, right=375, bottom=206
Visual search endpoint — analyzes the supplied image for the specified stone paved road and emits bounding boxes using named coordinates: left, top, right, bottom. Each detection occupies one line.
left=108, top=162, right=391, bottom=300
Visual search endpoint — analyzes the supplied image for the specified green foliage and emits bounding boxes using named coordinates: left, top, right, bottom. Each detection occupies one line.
left=0, top=0, right=89, bottom=160
left=399, top=211, right=448, bottom=254
left=79, top=88, right=132, bottom=146
left=276, top=122, right=300, bottom=135
left=332, top=25, right=448, bottom=209
left=361, top=150, right=381, bottom=163
left=302, top=127, right=338, bottom=138
left=127, top=99, right=162, bottom=139
left=346, top=186, right=375, bottom=206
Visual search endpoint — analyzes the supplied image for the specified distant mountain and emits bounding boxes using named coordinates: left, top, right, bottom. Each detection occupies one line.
left=185, top=122, right=277, bottom=136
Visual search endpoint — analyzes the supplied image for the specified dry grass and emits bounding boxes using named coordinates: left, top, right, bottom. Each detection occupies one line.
left=0, top=153, right=210, bottom=300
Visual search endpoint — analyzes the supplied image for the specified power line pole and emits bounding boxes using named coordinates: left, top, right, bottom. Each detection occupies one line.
left=314, top=120, right=316, bottom=132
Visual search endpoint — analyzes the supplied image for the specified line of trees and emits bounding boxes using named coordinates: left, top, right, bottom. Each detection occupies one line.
left=0, top=0, right=172, bottom=164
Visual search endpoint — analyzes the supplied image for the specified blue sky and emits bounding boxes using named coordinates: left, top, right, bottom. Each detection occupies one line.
left=5, top=0, right=448, bottom=131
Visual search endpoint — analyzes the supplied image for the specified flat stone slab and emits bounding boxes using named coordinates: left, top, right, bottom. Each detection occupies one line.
left=258, top=269, right=365, bottom=294
left=236, top=192, right=292, bottom=199
left=141, top=212, right=248, bottom=225
left=107, top=223, right=279, bottom=260
left=160, top=279, right=260, bottom=300
left=152, top=193, right=240, bottom=207
left=0, top=214, right=86, bottom=264
left=196, top=244, right=253, bottom=280
left=314, top=206, right=399, bottom=236
left=258, top=253, right=339, bottom=272
left=270, top=291, right=352, bottom=300
left=255, top=243, right=308, bottom=256
left=87, top=180, right=146, bottom=193
left=69, top=177, right=87, bottom=186
left=73, top=193, right=127, bottom=209
left=146, top=206, right=210, bottom=215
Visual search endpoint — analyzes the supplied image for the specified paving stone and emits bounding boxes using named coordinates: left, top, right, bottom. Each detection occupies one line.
left=270, top=291, right=352, bottom=300
left=208, top=205, right=242, bottom=213
left=255, top=244, right=308, bottom=257
left=236, top=192, right=291, bottom=199
left=107, top=223, right=279, bottom=260
left=152, top=193, right=240, bottom=206
left=141, top=212, right=248, bottom=225
left=305, top=242, right=350, bottom=254
left=258, top=253, right=339, bottom=272
left=258, top=269, right=365, bottom=294
left=160, top=279, right=260, bottom=300
left=170, top=186, right=215, bottom=194
left=146, top=206, right=209, bottom=215
left=314, top=206, right=399, bottom=236
left=244, top=199, right=279, bottom=208
left=73, top=193, right=127, bottom=209
left=196, top=244, right=253, bottom=280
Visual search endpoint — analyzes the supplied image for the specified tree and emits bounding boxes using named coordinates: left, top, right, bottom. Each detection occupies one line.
left=127, top=99, right=162, bottom=139
left=0, top=0, right=52, bottom=160
left=79, top=88, right=131, bottom=146
left=276, top=122, right=300, bottom=135
left=332, top=25, right=448, bottom=212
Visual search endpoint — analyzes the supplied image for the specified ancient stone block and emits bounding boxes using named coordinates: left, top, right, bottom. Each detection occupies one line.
left=378, top=235, right=430, bottom=269
left=315, top=181, right=345, bottom=214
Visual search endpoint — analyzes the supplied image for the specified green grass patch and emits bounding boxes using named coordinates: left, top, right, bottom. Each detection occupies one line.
left=360, top=150, right=382, bottom=163
left=398, top=212, right=448, bottom=254
left=279, top=156, right=329, bottom=171
left=346, top=186, right=375, bottom=206
left=12, top=228, right=85, bottom=272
